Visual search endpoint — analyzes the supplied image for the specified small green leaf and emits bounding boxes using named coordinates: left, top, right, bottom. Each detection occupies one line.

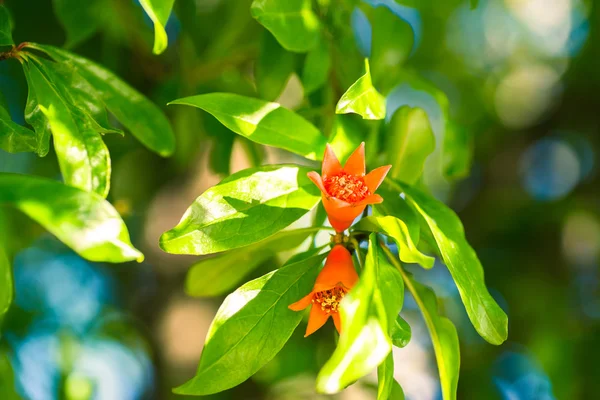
left=443, top=121, right=473, bottom=180
left=160, top=165, right=321, bottom=255
left=27, top=43, right=176, bottom=156
left=169, top=93, right=327, bottom=160
left=377, top=353, right=395, bottom=400
left=336, top=59, right=386, bottom=120
left=354, top=214, right=435, bottom=269
left=391, top=380, right=406, bottom=400
left=392, top=180, right=508, bottom=345
left=302, top=35, right=330, bottom=94
left=0, top=5, right=14, bottom=46
left=139, top=0, right=175, bottom=54
left=0, top=173, right=143, bottom=263
left=52, top=0, right=101, bottom=48
left=186, top=227, right=320, bottom=297
left=22, top=59, right=111, bottom=197
left=386, top=106, right=436, bottom=185
left=174, top=253, right=325, bottom=395
left=256, top=31, right=296, bottom=101
left=328, top=115, right=365, bottom=163
left=0, top=247, right=12, bottom=320
left=391, top=315, right=411, bottom=348
left=317, top=235, right=402, bottom=393
left=251, top=0, right=320, bottom=53
left=0, top=99, right=37, bottom=154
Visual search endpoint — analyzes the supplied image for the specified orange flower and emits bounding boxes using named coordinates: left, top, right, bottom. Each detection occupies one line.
left=289, top=245, right=359, bottom=336
left=308, top=142, right=391, bottom=232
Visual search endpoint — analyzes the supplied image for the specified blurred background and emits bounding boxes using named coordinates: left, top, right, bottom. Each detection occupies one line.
left=1, top=0, right=599, bottom=399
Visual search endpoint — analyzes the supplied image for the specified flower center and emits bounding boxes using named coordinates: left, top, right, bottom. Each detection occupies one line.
left=324, top=172, right=371, bottom=203
left=313, top=286, right=348, bottom=314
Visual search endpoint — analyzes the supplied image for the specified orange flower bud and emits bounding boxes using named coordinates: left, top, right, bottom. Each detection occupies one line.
left=289, top=245, right=359, bottom=336
left=308, top=142, right=391, bottom=232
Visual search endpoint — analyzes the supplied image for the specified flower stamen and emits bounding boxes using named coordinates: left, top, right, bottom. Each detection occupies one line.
left=312, top=286, right=347, bottom=314
left=324, top=172, right=371, bottom=203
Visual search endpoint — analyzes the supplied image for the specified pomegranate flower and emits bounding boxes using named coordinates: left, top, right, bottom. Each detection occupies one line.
left=289, top=245, right=359, bottom=336
left=308, top=142, right=391, bottom=232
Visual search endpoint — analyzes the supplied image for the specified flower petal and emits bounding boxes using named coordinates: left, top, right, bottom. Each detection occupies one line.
left=289, top=292, right=314, bottom=311
left=332, top=312, right=342, bottom=334
left=323, top=144, right=343, bottom=178
left=315, top=245, right=358, bottom=290
left=305, top=305, right=330, bottom=337
left=307, top=171, right=327, bottom=194
left=355, top=193, right=383, bottom=207
left=342, top=142, right=366, bottom=176
left=364, top=165, right=392, bottom=192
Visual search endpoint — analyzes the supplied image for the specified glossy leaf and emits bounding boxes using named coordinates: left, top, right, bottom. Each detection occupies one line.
left=386, top=106, right=436, bottom=185
left=370, top=5, right=413, bottom=91
left=256, top=31, right=296, bottom=101
left=0, top=5, right=13, bottom=46
left=336, top=59, right=386, bottom=120
left=160, top=165, right=321, bottom=255
left=0, top=100, right=37, bottom=153
left=391, top=315, right=411, bottom=348
left=0, top=173, right=143, bottom=263
left=377, top=353, right=395, bottom=400
left=139, top=0, right=175, bottom=54
left=169, top=93, right=327, bottom=160
left=354, top=215, right=435, bottom=269
left=53, top=0, right=101, bottom=48
left=328, top=115, right=365, bottom=164
left=443, top=121, right=473, bottom=180
left=393, top=180, right=508, bottom=345
left=22, top=59, right=111, bottom=197
left=0, top=247, right=11, bottom=319
left=174, top=253, right=325, bottom=395
left=186, top=227, right=319, bottom=297
left=27, top=43, right=176, bottom=156
left=317, top=235, right=403, bottom=393
left=251, top=0, right=320, bottom=53
left=302, top=35, right=330, bottom=94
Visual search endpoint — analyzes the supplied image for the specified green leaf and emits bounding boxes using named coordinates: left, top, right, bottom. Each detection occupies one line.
left=0, top=100, right=37, bottom=154
left=377, top=352, right=395, bottom=400
left=336, top=59, right=386, bottom=120
left=393, top=180, right=508, bottom=345
left=391, top=380, right=406, bottom=400
left=0, top=5, right=13, bottom=46
left=386, top=106, right=436, bottom=185
left=160, top=164, right=321, bottom=255
left=174, top=253, right=325, bottom=395
left=443, top=121, right=473, bottom=180
left=27, top=43, right=176, bottom=156
left=317, top=235, right=403, bottom=393
left=0, top=173, right=143, bottom=263
left=391, top=315, right=411, bottom=348
left=302, top=35, right=330, bottom=94
left=328, top=115, right=365, bottom=163
left=0, top=353, right=20, bottom=399
left=52, top=0, right=101, bottom=48
left=169, top=93, right=327, bottom=160
left=22, top=59, right=111, bottom=197
left=470, top=0, right=479, bottom=9
left=354, top=215, right=435, bottom=269
left=256, top=31, right=296, bottom=101
left=185, top=227, right=320, bottom=297
left=139, top=0, right=175, bottom=55
left=369, top=5, right=413, bottom=91
left=251, top=0, right=320, bottom=53
left=0, top=247, right=11, bottom=320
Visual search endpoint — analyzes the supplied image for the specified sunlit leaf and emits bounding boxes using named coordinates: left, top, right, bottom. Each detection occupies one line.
left=22, top=59, right=111, bottom=197
left=391, top=180, right=508, bottom=345
left=302, top=35, right=330, bottom=94
left=443, top=121, right=473, bottom=180
left=186, top=227, right=321, bottom=297
left=174, top=253, right=325, bottom=395
left=317, top=235, right=403, bottom=393
left=27, top=43, right=176, bottom=156
left=169, top=93, right=327, bottom=160
left=52, top=0, right=101, bottom=48
left=0, top=247, right=11, bottom=319
left=160, top=165, right=321, bottom=255
left=377, top=352, right=395, bottom=400
left=139, top=0, right=175, bottom=55
left=391, top=314, right=411, bottom=348
left=328, top=115, right=365, bottom=163
left=336, top=59, right=386, bottom=120
left=0, top=99, right=37, bottom=154
left=0, top=5, right=13, bottom=46
left=251, top=0, right=320, bottom=53
left=256, top=31, right=296, bottom=101
left=0, top=173, right=143, bottom=263
left=386, top=106, right=436, bottom=185
left=391, top=380, right=406, bottom=399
